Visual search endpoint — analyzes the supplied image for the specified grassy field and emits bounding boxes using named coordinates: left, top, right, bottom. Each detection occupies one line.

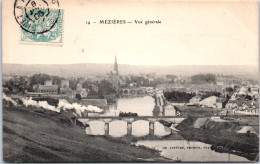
left=3, top=105, right=162, bottom=162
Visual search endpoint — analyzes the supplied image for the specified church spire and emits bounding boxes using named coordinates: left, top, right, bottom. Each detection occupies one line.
left=114, top=56, right=118, bottom=75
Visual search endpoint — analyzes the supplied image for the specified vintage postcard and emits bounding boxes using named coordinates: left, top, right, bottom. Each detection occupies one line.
left=2, top=0, right=259, bottom=162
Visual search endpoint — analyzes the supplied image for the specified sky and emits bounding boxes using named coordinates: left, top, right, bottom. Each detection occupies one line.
left=2, top=0, right=259, bottom=66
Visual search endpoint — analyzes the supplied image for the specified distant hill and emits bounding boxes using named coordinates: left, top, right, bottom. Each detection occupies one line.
left=2, top=63, right=258, bottom=78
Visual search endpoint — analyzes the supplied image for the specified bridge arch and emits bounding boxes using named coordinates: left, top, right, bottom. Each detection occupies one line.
left=129, top=89, right=137, bottom=95
left=122, top=89, right=129, bottom=95
left=137, top=88, right=146, bottom=95
left=132, top=120, right=149, bottom=137
left=154, top=121, right=171, bottom=136
left=85, top=120, right=105, bottom=136
left=109, top=120, right=127, bottom=137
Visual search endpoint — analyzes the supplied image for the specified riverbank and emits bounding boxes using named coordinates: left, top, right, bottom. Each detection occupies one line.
left=176, top=116, right=259, bottom=161
left=3, top=104, right=163, bottom=162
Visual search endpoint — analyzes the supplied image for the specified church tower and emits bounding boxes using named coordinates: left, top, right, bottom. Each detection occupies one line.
left=111, top=56, right=119, bottom=91
left=114, top=56, right=119, bottom=75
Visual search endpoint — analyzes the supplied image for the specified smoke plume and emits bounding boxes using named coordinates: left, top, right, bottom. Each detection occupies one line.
left=58, top=99, right=103, bottom=117
left=2, top=93, right=18, bottom=106
left=21, top=97, right=60, bottom=113
left=3, top=94, right=103, bottom=117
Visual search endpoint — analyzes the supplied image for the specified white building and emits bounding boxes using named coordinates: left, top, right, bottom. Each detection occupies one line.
left=199, top=96, right=223, bottom=108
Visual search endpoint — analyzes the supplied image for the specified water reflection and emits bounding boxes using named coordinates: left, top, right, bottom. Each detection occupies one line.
left=86, top=121, right=105, bottom=135
left=154, top=122, right=171, bottom=136
left=109, top=120, right=127, bottom=137
left=136, top=140, right=249, bottom=162
left=132, top=120, right=149, bottom=137
left=85, top=120, right=173, bottom=137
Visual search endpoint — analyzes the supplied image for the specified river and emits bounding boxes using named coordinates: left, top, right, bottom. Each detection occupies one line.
left=83, top=96, right=250, bottom=162
left=136, top=140, right=249, bottom=162
left=102, top=96, right=155, bottom=116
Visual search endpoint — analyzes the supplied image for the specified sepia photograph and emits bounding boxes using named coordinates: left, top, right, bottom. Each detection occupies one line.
left=2, top=0, right=259, bottom=162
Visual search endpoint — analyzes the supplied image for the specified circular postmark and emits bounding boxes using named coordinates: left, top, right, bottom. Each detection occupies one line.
left=14, top=0, right=60, bottom=34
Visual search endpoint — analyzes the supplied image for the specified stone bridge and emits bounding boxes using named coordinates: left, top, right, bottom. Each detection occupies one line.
left=77, top=116, right=185, bottom=136
left=121, top=87, right=154, bottom=96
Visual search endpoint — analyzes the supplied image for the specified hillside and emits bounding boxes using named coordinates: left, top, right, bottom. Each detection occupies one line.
left=3, top=63, right=258, bottom=78
left=176, top=116, right=259, bottom=161
left=3, top=105, right=161, bottom=162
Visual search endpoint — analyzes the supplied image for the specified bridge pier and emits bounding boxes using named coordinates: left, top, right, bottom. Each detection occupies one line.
left=127, top=122, right=132, bottom=136
left=149, top=121, right=154, bottom=136
left=105, top=122, right=109, bottom=136
left=162, top=108, right=165, bottom=116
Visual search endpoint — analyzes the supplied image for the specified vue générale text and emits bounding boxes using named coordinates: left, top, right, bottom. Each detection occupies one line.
left=86, top=20, right=162, bottom=25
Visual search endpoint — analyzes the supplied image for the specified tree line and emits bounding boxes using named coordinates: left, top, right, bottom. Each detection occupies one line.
left=4, top=74, right=117, bottom=97
left=164, top=91, right=196, bottom=103
left=191, top=73, right=216, bottom=84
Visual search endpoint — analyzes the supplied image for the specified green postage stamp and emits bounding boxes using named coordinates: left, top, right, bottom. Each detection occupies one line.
left=20, top=9, right=64, bottom=44
left=14, top=0, right=63, bottom=45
